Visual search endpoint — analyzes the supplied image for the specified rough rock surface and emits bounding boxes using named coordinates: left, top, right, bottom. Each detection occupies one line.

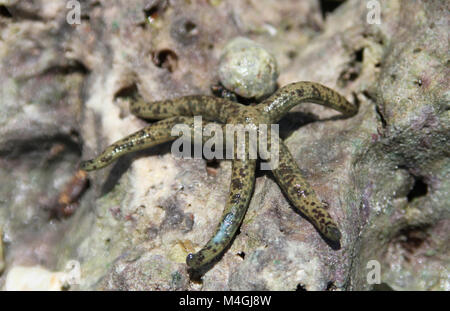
left=0, top=0, right=448, bottom=290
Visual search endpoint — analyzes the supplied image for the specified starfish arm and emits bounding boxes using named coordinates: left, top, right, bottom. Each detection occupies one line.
left=257, top=81, right=358, bottom=123
left=80, top=116, right=225, bottom=171
left=186, top=158, right=256, bottom=269
left=130, top=95, right=242, bottom=123
left=271, top=141, right=342, bottom=243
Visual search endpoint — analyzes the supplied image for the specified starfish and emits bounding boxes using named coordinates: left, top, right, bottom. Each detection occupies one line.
left=80, top=81, right=358, bottom=269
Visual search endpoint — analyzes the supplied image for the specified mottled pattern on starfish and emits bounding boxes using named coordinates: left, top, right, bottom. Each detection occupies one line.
left=80, top=81, right=358, bottom=269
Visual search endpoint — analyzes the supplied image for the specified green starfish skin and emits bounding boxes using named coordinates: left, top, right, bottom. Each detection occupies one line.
left=80, top=81, right=358, bottom=269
